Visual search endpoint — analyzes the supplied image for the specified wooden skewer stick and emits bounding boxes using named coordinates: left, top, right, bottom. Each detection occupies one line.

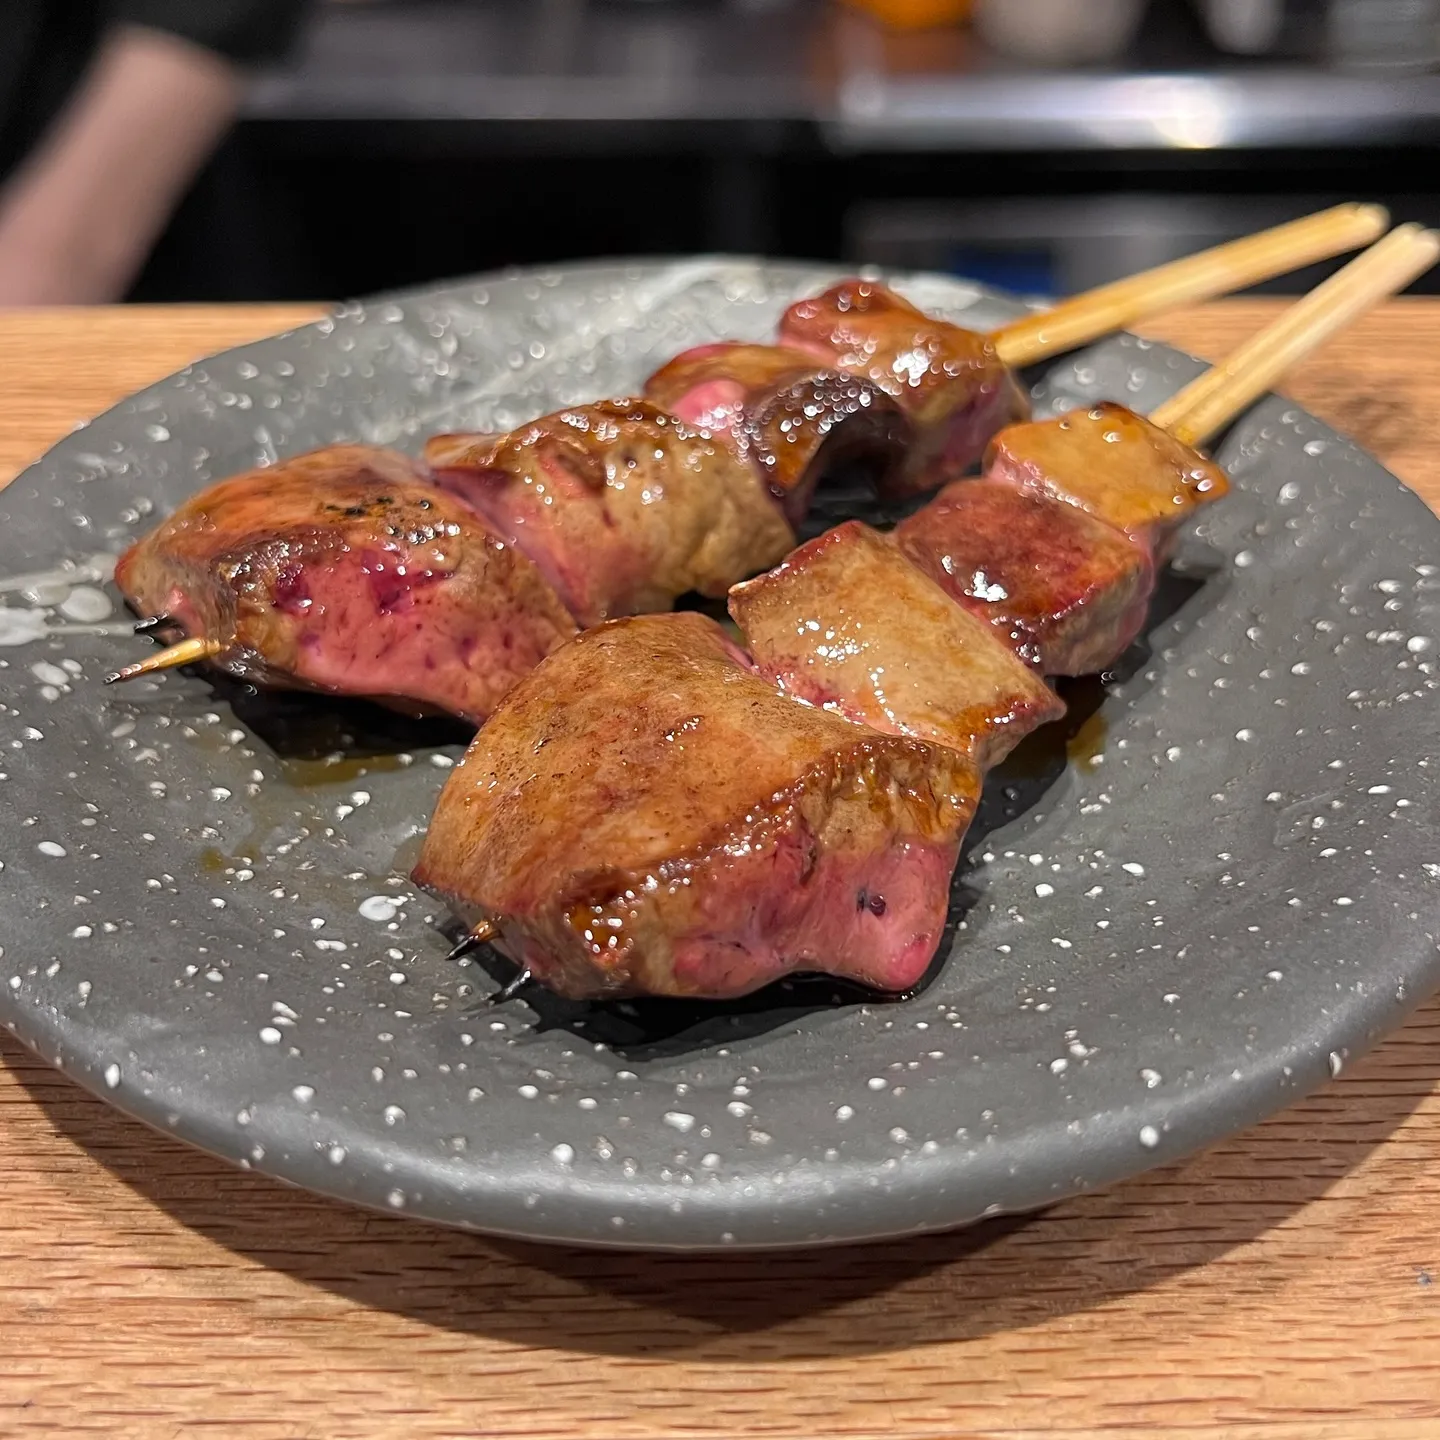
left=103, top=636, right=221, bottom=685
left=991, top=203, right=1389, bottom=368
left=1152, top=224, right=1440, bottom=449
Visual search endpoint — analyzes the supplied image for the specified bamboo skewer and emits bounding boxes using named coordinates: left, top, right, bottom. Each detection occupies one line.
left=1152, top=224, right=1440, bottom=448
left=991, top=202, right=1390, bottom=368
left=103, top=636, right=221, bottom=685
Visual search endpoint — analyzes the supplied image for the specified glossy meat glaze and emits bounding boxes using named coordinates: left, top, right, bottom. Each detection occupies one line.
left=643, top=342, right=912, bottom=521
left=778, top=280, right=1030, bottom=492
left=729, top=521, right=1063, bottom=768
left=414, top=613, right=981, bottom=1000
left=425, top=399, right=795, bottom=627
left=895, top=479, right=1154, bottom=676
left=985, top=402, right=1230, bottom=560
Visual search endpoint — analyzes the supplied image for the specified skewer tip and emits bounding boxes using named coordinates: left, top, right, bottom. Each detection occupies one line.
left=104, top=635, right=220, bottom=685
left=446, top=918, right=498, bottom=961
left=485, top=967, right=533, bottom=1008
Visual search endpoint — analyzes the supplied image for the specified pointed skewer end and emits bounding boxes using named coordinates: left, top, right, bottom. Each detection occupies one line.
left=485, top=967, right=533, bottom=1008
left=446, top=918, right=498, bottom=962
left=105, top=635, right=220, bottom=685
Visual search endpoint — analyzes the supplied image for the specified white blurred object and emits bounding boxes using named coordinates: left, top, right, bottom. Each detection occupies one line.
left=973, top=0, right=1147, bottom=66
left=1197, top=0, right=1285, bottom=54
left=1326, top=0, right=1440, bottom=70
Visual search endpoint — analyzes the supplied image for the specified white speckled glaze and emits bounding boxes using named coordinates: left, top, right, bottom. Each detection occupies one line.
left=0, top=258, right=1437, bottom=1249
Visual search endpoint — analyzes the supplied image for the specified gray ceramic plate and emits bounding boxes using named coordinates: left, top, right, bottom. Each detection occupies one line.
left=1, top=259, right=1437, bottom=1251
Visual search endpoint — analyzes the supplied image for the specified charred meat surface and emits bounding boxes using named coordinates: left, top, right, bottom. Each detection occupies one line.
left=426, top=400, right=795, bottom=627
left=730, top=521, right=1064, bottom=768
left=114, top=445, right=576, bottom=722
left=896, top=479, right=1155, bottom=675
left=778, top=280, right=1029, bottom=491
left=643, top=343, right=911, bottom=523
left=413, top=612, right=981, bottom=1000
left=985, top=401, right=1231, bottom=560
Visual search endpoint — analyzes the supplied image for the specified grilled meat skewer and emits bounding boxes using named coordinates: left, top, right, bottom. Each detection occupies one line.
left=110, top=400, right=798, bottom=712
left=409, top=408, right=1222, bottom=994
left=108, top=206, right=1387, bottom=712
left=744, top=227, right=1437, bottom=752
left=650, top=206, right=1389, bottom=501
left=418, top=228, right=1437, bottom=1002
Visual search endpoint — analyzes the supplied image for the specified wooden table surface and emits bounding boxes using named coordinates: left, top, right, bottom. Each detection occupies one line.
left=2, top=301, right=1440, bottom=1440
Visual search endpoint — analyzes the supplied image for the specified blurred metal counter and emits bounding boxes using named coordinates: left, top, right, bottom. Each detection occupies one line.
left=246, top=0, right=819, bottom=146
left=143, top=0, right=1440, bottom=302
left=246, top=0, right=1440, bottom=151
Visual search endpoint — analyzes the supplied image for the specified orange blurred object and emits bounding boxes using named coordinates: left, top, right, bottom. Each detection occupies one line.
left=843, top=0, right=975, bottom=30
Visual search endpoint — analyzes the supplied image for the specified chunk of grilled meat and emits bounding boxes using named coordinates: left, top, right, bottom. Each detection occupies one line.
left=778, top=280, right=1029, bottom=492
left=984, top=402, right=1231, bottom=562
left=729, top=521, right=1063, bottom=768
left=113, top=445, right=576, bottom=722
left=642, top=343, right=912, bottom=523
left=425, top=399, right=796, bottom=627
left=413, top=613, right=981, bottom=1000
left=895, top=479, right=1155, bottom=676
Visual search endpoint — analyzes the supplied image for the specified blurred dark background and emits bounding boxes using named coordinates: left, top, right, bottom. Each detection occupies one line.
left=131, top=0, right=1440, bottom=302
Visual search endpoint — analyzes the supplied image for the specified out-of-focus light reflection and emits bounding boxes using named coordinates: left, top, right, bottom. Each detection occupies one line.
left=1100, top=77, right=1231, bottom=149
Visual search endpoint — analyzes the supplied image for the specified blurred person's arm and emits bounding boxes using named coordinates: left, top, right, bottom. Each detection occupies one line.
left=0, top=3, right=310, bottom=306
left=0, top=27, right=242, bottom=305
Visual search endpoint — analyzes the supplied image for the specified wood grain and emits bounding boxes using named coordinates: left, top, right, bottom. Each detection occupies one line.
left=2, top=300, right=1439, bottom=1439
left=1136, top=297, right=1440, bottom=514
left=0, top=305, right=322, bottom=488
